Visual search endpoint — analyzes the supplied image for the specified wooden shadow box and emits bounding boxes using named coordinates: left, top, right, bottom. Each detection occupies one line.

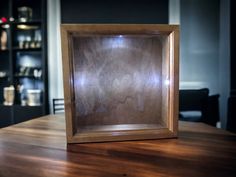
left=61, top=24, right=179, bottom=143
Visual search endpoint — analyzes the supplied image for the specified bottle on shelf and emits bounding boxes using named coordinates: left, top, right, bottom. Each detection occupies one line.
left=0, top=71, right=7, bottom=78
left=15, top=84, right=24, bottom=105
left=0, top=30, right=7, bottom=50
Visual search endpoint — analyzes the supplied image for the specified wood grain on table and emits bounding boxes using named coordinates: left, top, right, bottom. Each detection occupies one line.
left=0, top=114, right=235, bottom=177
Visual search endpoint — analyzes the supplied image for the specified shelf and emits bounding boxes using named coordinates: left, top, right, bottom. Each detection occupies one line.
left=0, top=104, right=13, bottom=107
left=0, top=76, right=9, bottom=79
left=0, top=23, right=10, bottom=29
left=13, top=47, right=42, bottom=51
left=0, top=21, right=42, bottom=27
left=0, top=49, right=9, bottom=53
left=0, top=0, right=47, bottom=128
left=12, top=20, right=42, bottom=25
left=0, top=104, right=42, bottom=107
left=14, top=74, right=42, bottom=79
left=14, top=104, right=43, bottom=107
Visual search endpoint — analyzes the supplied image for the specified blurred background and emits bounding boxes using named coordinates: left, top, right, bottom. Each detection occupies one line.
left=0, top=0, right=235, bottom=132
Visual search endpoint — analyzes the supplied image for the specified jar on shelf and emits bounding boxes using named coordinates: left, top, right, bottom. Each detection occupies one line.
left=3, top=86, right=15, bottom=106
left=18, top=6, right=32, bottom=22
left=27, top=89, right=41, bottom=106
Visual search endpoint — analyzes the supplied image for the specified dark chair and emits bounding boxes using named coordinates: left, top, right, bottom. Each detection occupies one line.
left=179, top=88, right=220, bottom=127
left=52, top=98, right=65, bottom=114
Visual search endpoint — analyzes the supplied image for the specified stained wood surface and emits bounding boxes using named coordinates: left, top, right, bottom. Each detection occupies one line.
left=61, top=24, right=179, bottom=143
left=0, top=114, right=236, bottom=177
left=73, top=35, right=163, bottom=126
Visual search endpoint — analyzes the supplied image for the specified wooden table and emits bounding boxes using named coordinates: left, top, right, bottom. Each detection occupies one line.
left=0, top=115, right=235, bottom=177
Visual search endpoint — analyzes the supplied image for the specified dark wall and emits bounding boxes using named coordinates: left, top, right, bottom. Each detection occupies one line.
left=180, top=0, right=220, bottom=94
left=231, top=0, right=236, bottom=95
left=227, top=0, right=236, bottom=132
left=61, top=0, right=169, bottom=24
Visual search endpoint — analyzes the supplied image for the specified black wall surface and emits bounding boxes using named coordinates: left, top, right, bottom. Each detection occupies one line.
left=227, top=0, right=236, bottom=132
left=231, top=0, right=236, bottom=94
left=61, top=0, right=169, bottom=24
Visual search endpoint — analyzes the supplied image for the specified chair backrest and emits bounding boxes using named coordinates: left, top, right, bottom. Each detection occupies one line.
left=52, top=98, right=65, bottom=114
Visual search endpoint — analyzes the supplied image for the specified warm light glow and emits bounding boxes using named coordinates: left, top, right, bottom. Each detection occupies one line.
left=165, top=79, right=170, bottom=85
left=17, top=25, right=39, bottom=30
left=75, top=72, right=91, bottom=88
left=78, top=74, right=86, bottom=87
left=113, top=37, right=125, bottom=48
left=104, top=36, right=127, bottom=48
left=2, top=24, right=10, bottom=29
left=99, top=35, right=130, bottom=50
left=150, top=74, right=159, bottom=85
left=20, top=55, right=35, bottom=67
left=17, top=54, right=41, bottom=67
left=17, top=35, right=25, bottom=42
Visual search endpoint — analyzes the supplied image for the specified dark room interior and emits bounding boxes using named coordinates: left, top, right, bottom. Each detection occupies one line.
left=0, top=0, right=235, bottom=176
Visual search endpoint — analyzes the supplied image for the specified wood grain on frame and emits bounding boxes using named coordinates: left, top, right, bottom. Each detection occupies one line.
left=73, top=35, right=163, bottom=126
left=61, top=24, right=179, bottom=143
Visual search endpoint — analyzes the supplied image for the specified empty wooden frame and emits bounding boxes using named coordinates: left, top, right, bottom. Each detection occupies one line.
left=61, top=24, right=179, bottom=143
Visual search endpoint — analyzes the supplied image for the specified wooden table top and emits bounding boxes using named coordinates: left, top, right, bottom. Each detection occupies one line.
left=0, top=114, right=235, bottom=177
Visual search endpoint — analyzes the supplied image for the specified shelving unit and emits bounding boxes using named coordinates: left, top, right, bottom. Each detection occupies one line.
left=0, top=0, right=48, bottom=128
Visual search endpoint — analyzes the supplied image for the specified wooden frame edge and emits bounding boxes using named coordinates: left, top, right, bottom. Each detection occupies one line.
left=61, top=24, right=179, bottom=143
